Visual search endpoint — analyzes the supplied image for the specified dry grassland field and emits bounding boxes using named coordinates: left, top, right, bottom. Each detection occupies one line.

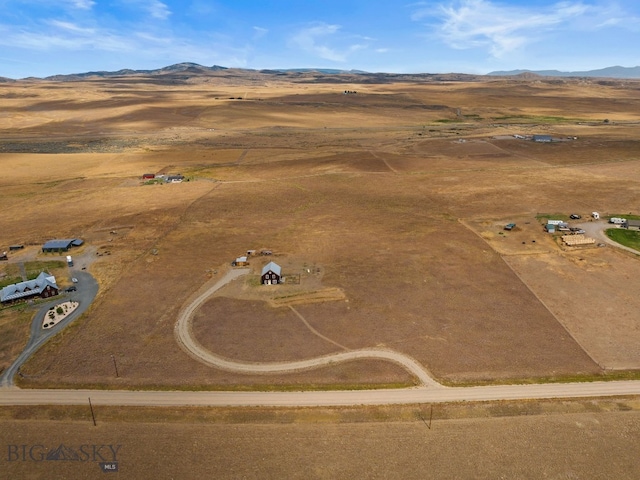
left=1, top=71, right=640, bottom=391
left=2, top=399, right=640, bottom=479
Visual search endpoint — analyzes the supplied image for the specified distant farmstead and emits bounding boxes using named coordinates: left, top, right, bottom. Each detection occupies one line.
left=0, top=272, right=59, bottom=304
left=42, top=238, right=83, bottom=253
left=261, top=262, right=281, bottom=285
left=142, top=173, right=156, bottom=180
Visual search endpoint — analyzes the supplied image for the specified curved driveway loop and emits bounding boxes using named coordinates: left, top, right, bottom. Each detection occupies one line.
left=174, top=268, right=442, bottom=388
left=0, top=270, right=99, bottom=388
left=578, top=219, right=640, bottom=255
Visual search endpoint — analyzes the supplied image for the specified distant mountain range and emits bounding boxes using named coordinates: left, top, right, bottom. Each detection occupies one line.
left=488, top=65, right=640, bottom=79
left=3, top=62, right=640, bottom=82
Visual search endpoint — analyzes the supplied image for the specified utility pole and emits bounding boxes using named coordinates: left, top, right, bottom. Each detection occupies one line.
left=110, top=354, right=119, bottom=378
left=88, top=397, right=96, bottom=426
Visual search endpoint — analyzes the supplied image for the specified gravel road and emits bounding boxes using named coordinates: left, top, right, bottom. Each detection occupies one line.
left=174, top=268, right=441, bottom=387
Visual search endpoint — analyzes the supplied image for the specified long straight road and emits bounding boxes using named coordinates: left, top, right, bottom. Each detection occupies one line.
left=2, top=380, right=640, bottom=407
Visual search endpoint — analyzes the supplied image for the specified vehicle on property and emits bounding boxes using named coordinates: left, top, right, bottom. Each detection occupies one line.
left=609, top=217, right=626, bottom=225
left=570, top=214, right=581, bottom=219
left=71, top=277, right=78, bottom=283
left=66, top=255, right=73, bottom=267
left=65, top=286, right=77, bottom=292
left=592, top=212, right=600, bottom=220
left=504, top=223, right=516, bottom=231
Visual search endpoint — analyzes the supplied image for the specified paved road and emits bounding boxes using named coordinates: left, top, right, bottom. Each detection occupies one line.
left=174, top=268, right=441, bottom=387
left=0, top=270, right=99, bottom=387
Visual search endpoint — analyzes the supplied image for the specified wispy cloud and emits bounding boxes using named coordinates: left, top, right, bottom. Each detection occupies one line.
left=145, top=0, right=171, bottom=20
left=413, top=0, right=594, bottom=57
left=290, top=23, right=368, bottom=63
left=70, top=0, right=95, bottom=9
left=253, top=26, right=268, bottom=39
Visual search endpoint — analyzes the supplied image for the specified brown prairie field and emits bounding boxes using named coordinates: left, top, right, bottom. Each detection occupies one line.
left=1, top=72, right=640, bottom=389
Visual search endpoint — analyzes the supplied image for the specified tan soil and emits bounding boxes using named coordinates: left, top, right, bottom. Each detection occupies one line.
left=2, top=75, right=640, bottom=388
left=2, top=401, right=640, bottom=479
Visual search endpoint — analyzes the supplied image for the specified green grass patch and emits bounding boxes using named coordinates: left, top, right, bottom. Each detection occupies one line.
left=492, top=114, right=587, bottom=124
left=606, top=228, right=640, bottom=252
left=441, top=370, right=640, bottom=387
left=16, top=380, right=415, bottom=392
left=535, top=213, right=569, bottom=223
left=0, top=276, right=23, bottom=289
left=608, top=213, right=640, bottom=221
left=433, top=118, right=462, bottom=123
left=25, top=260, right=65, bottom=279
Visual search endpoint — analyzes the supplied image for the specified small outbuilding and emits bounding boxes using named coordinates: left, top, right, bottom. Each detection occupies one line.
left=234, top=256, right=248, bottom=266
left=42, top=239, right=82, bottom=253
left=533, top=135, right=552, bottom=143
left=261, top=261, right=281, bottom=285
left=142, top=173, right=155, bottom=180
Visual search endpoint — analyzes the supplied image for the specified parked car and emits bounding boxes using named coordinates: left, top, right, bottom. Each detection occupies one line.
left=65, top=286, right=77, bottom=292
left=504, top=223, right=516, bottom=231
left=71, top=277, right=78, bottom=283
left=570, top=214, right=581, bottom=219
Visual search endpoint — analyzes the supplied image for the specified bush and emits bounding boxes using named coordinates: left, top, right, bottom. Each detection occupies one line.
left=56, top=306, right=64, bottom=315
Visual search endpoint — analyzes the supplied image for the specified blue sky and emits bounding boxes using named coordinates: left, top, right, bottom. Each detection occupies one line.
left=0, top=0, right=638, bottom=78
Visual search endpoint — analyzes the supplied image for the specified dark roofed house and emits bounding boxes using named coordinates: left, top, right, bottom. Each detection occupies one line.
left=261, top=261, right=281, bottom=285
left=533, top=135, right=552, bottom=143
left=0, top=272, right=59, bottom=304
left=42, top=239, right=83, bottom=252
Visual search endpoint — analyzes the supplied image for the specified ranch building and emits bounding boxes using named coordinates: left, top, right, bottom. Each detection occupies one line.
left=0, top=272, right=59, bottom=304
left=261, top=262, right=281, bottom=285
left=42, top=239, right=83, bottom=253
left=234, top=256, right=248, bottom=266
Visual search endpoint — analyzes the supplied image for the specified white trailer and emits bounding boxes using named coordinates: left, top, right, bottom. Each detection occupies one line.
left=66, top=255, right=73, bottom=267
left=609, top=217, right=626, bottom=224
left=592, top=212, right=600, bottom=220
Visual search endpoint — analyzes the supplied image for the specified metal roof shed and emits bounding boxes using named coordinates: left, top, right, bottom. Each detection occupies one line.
left=42, top=239, right=75, bottom=252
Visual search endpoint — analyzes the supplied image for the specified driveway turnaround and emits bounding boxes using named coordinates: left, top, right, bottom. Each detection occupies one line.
left=174, top=268, right=441, bottom=388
